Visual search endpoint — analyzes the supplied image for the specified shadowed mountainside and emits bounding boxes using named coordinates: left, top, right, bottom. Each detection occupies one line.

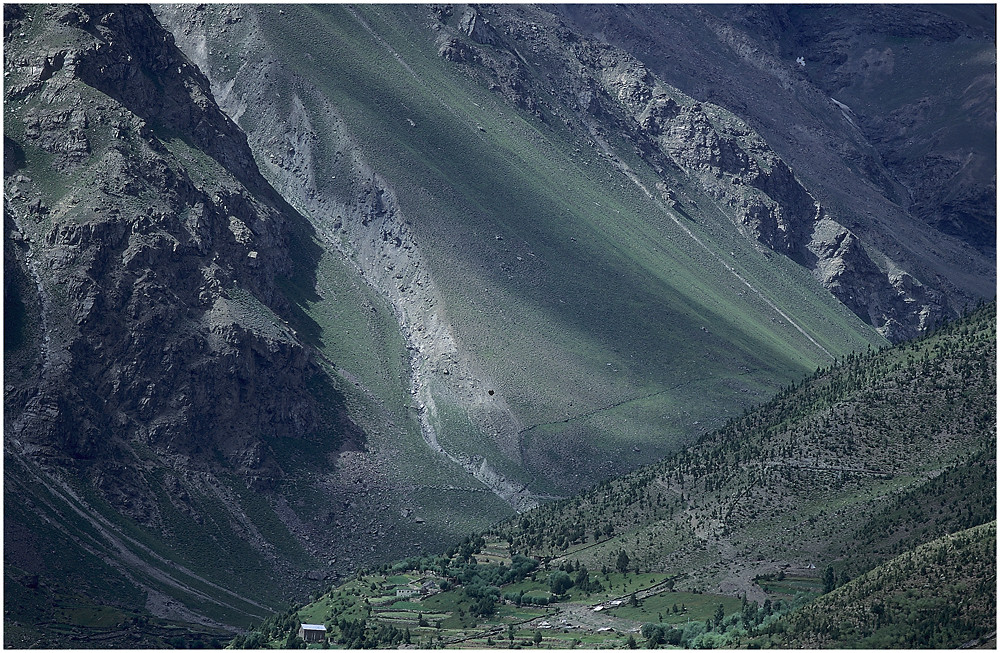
left=553, top=3, right=995, bottom=336
left=3, top=3, right=994, bottom=645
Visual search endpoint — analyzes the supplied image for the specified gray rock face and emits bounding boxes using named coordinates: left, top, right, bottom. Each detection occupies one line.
left=5, top=3, right=355, bottom=521
left=551, top=3, right=994, bottom=340
left=643, top=99, right=815, bottom=257
left=567, top=33, right=946, bottom=340
left=459, top=7, right=501, bottom=47
left=430, top=4, right=954, bottom=340
left=69, top=5, right=263, bottom=189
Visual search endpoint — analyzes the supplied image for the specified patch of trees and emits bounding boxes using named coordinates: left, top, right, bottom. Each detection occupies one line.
left=501, top=591, right=550, bottom=607
left=640, top=622, right=682, bottom=647
left=328, top=618, right=408, bottom=649
left=448, top=553, right=538, bottom=588
left=762, top=522, right=995, bottom=649
left=230, top=606, right=301, bottom=649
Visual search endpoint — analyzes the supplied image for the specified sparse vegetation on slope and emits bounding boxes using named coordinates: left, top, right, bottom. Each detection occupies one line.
left=490, top=302, right=994, bottom=589
left=758, top=522, right=997, bottom=649
left=234, top=303, right=996, bottom=648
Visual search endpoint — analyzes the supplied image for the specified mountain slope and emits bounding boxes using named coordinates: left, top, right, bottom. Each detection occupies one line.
left=492, top=301, right=995, bottom=597
left=762, top=521, right=996, bottom=648
left=552, top=3, right=995, bottom=338
left=235, top=302, right=996, bottom=649
left=4, top=3, right=993, bottom=644
left=4, top=2, right=346, bottom=643
left=157, top=3, right=889, bottom=503
left=4, top=4, right=512, bottom=645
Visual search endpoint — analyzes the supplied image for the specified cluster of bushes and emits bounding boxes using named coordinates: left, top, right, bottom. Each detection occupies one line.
left=378, top=534, right=493, bottom=578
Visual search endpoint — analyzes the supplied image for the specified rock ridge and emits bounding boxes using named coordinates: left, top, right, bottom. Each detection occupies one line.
left=157, top=4, right=539, bottom=512
left=429, top=5, right=930, bottom=338
left=4, top=2, right=358, bottom=530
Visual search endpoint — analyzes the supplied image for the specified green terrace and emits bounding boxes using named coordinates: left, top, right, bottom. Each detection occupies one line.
left=232, top=536, right=778, bottom=649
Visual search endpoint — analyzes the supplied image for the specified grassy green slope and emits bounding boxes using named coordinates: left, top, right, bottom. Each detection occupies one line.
left=230, top=304, right=995, bottom=650
left=760, top=521, right=996, bottom=649
left=488, top=301, right=995, bottom=592
left=249, top=4, right=886, bottom=493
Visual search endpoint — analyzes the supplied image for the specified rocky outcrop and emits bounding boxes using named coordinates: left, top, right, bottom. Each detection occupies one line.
left=4, top=2, right=358, bottom=573
left=639, top=96, right=816, bottom=257
left=551, top=4, right=993, bottom=338
left=65, top=5, right=264, bottom=191
left=807, top=219, right=943, bottom=339
left=459, top=6, right=501, bottom=47
left=438, top=37, right=479, bottom=64
left=423, top=5, right=948, bottom=341
left=575, top=38, right=944, bottom=339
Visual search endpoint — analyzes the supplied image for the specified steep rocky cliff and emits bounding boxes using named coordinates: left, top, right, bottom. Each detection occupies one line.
left=4, top=4, right=366, bottom=644
left=5, top=1, right=342, bottom=509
